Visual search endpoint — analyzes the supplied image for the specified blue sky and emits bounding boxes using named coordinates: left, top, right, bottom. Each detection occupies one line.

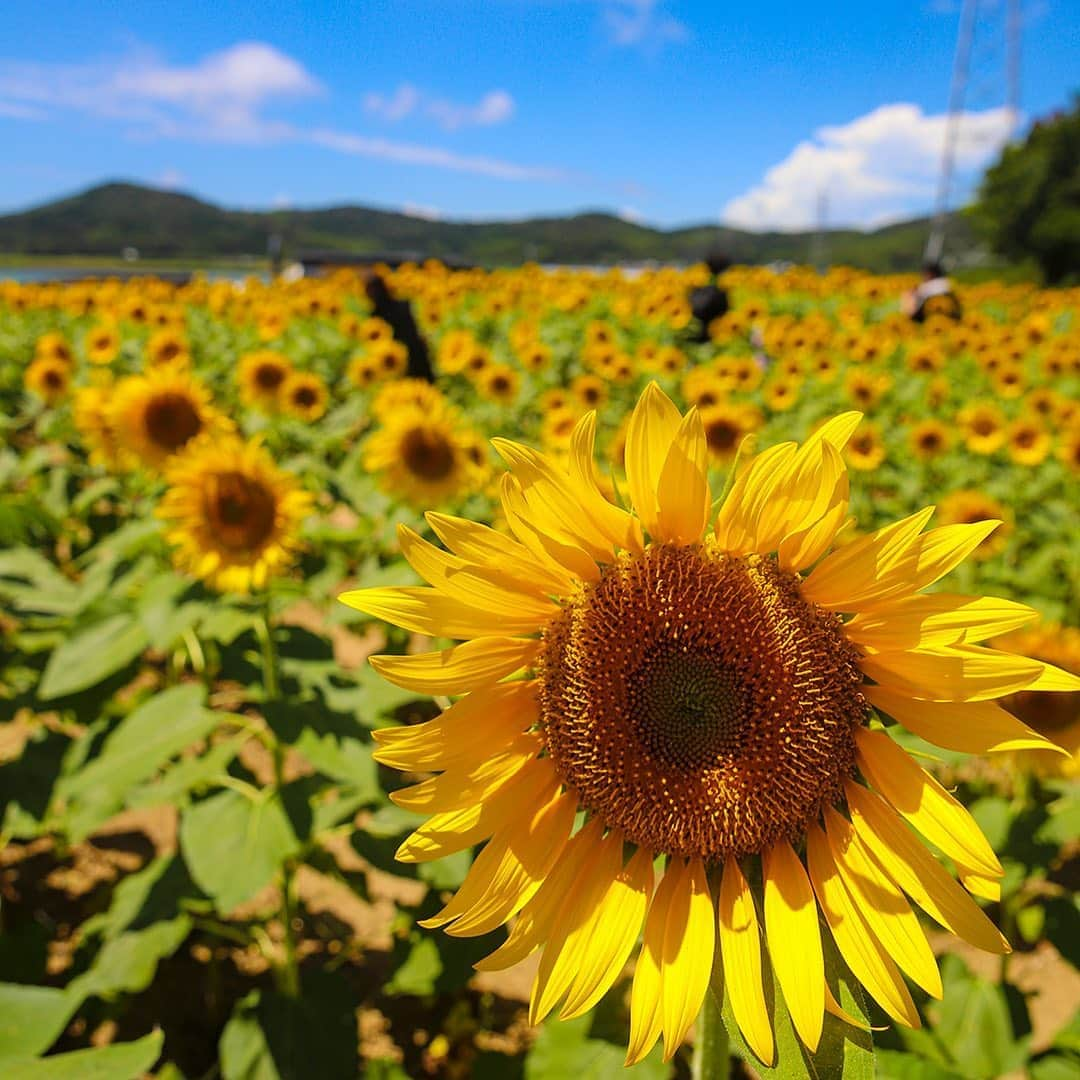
left=0, top=1, right=1075, bottom=229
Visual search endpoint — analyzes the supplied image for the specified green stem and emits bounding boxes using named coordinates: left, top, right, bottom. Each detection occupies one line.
left=256, top=598, right=300, bottom=998
left=693, top=986, right=730, bottom=1080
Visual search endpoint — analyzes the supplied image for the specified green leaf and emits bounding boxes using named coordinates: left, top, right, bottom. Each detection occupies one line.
left=126, top=736, right=244, bottom=811
left=2, top=1029, right=163, bottom=1080
left=219, top=972, right=357, bottom=1080
left=37, top=613, right=148, bottom=700
left=69, top=917, right=192, bottom=1000
left=873, top=1049, right=963, bottom=1078
left=81, top=855, right=200, bottom=939
left=524, top=1014, right=667, bottom=1079
left=180, top=789, right=301, bottom=912
left=0, top=984, right=80, bottom=1065
left=58, top=684, right=215, bottom=840
left=384, top=936, right=442, bottom=997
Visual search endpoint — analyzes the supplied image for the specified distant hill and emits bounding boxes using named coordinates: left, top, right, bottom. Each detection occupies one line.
left=0, top=182, right=978, bottom=271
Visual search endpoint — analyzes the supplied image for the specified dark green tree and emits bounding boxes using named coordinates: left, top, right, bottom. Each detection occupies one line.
left=972, top=96, right=1080, bottom=284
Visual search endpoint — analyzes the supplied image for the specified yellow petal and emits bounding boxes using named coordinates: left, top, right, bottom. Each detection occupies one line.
left=806, top=824, right=921, bottom=1028
left=425, top=510, right=576, bottom=596
left=655, top=408, right=711, bottom=545
left=626, top=861, right=669, bottom=1066
left=660, top=858, right=715, bottom=1062
left=340, top=585, right=543, bottom=638
left=824, top=807, right=942, bottom=999
left=846, top=595, right=1039, bottom=650
left=568, top=412, right=644, bottom=555
left=561, top=845, right=654, bottom=1020
left=718, top=857, right=774, bottom=1066
left=763, top=839, right=824, bottom=1052
left=713, top=441, right=798, bottom=554
left=859, top=644, right=1051, bottom=702
left=500, top=473, right=600, bottom=583
left=397, top=524, right=560, bottom=617
left=491, top=439, right=615, bottom=561
left=529, top=828, right=625, bottom=1024
left=865, top=684, right=1066, bottom=757
left=373, top=680, right=539, bottom=770
left=369, top=637, right=541, bottom=696
left=389, top=731, right=541, bottom=813
left=854, top=728, right=1002, bottom=878
left=625, top=381, right=683, bottom=536
left=805, top=411, right=864, bottom=452
left=956, top=863, right=1001, bottom=902
left=423, top=785, right=577, bottom=936
left=777, top=443, right=850, bottom=572
left=802, top=507, right=935, bottom=610
left=844, top=781, right=1008, bottom=955
left=475, top=818, right=606, bottom=973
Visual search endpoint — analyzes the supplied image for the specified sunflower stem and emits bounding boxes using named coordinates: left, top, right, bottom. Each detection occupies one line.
left=693, top=985, right=730, bottom=1080
left=257, top=598, right=301, bottom=999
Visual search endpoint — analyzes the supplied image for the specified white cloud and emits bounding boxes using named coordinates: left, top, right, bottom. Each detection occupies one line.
left=601, top=1, right=689, bottom=49
left=722, top=102, right=1017, bottom=230
left=309, top=129, right=565, bottom=182
left=0, top=44, right=563, bottom=183
left=618, top=205, right=644, bottom=223
left=365, top=83, right=515, bottom=131
left=155, top=167, right=185, bottom=189
left=402, top=202, right=443, bottom=220
left=0, top=42, right=323, bottom=140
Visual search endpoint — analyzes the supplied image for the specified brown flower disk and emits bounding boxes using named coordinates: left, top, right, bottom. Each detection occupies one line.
left=540, top=544, right=867, bottom=859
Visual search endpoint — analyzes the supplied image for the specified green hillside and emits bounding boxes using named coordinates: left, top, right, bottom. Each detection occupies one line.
left=0, top=181, right=978, bottom=271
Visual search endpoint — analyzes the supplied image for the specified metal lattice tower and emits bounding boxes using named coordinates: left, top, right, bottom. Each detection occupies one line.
left=925, top=0, right=1023, bottom=265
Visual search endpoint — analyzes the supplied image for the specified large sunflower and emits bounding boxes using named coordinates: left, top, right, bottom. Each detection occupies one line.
left=159, top=434, right=313, bottom=593
left=341, top=384, right=1076, bottom=1066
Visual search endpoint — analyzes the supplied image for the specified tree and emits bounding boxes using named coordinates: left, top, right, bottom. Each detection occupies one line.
left=971, top=97, right=1080, bottom=284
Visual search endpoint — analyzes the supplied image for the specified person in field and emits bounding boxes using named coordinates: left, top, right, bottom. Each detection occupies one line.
left=364, top=271, right=436, bottom=382
left=687, top=249, right=732, bottom=344
left=903, top=260, right=962, bottom=323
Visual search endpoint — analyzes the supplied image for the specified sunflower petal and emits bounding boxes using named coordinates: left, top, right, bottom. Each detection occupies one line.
left=844, top=781, right=1008, bottom=954
left=340, top=585, right=542, bottom=638
left=656, top=408, right=711, bottom=545
left=626, top=861, right=669, bottom=1066
left=854, top=729, right=1002, bottom=878
left=846, top=595, right=1039, bottom=650
left=763, top=839, right=824, bottom=1052
left=369, top=637, right=540, bottom=695
left=719, top=857, right=774, bottom=1065
left=865, top=684, right=1066, bottom=756
left=625, top=382, right=683, bottom=536
left=825, top=807, right=942, bottom=999
left=806, top=824, right=921, bottom=1028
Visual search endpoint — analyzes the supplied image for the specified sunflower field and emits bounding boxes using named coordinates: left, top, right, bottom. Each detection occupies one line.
left=1, top=262, right=1078, bottom=1080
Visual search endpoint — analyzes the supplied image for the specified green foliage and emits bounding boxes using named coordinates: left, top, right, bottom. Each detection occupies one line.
left=0, top=181, right=979, bottom=272
left=971, top=97, right=1080, bottom=283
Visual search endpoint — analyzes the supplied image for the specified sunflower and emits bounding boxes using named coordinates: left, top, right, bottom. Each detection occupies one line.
left=844, top=369, right=891, bottom=410
left=958, top=402, right=1007, bottom=455
left=571, top=374, right=607, bottom=411
left=763, top=376, right=800, bottom=412
left=938, top=491, right=1012, bottom=559
left=109, top=367, right=229, bottom=469
left=159, top=434, right=313, bottom=593
left=992, top=624, right=1080, bottom=777
left=1058, top=429, right=1080, bottom=474
left=909, top=419, right=951, bottom=460
left=238, top=350, right=293, bottom=409
left=34, top=331, right=73, bottom=365
left=342, top=385, right=1077, bottom=1066
left=280, top=371, right=329, bottom=422
left=479, top=364, right=520, bottom=404
left=146, top=328, right=190, bottom=368
left=24, top=356, right=71, bottom=404
left=85, top=323, right=121, bottom=365
left=845, top=422, right=886, bottom=471
left=73, top=383, right=125, bottom=469
left=365, top=401, right=487, bottom=505
left=372, top=379, right=446, bottom=422
left=1006, top=417, right=1051, bottom=466
left=700, top=403, right=761, bottom=462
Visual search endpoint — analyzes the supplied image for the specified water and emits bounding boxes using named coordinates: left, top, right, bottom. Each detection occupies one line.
left=0, top=266, right=267, bottom=284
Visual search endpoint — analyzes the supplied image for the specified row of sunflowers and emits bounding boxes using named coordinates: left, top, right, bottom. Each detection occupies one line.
left=0, top=262, right=1078, bottom=1079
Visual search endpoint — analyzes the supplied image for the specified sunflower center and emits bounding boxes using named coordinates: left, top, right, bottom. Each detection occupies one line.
left=293, top=386, right=318, bottom=407
left=255, top=363, right=285, bottom=390
left=704, top=418, right=739, bottom=454
left=207, top=472, right=277, bottom=551
left=402, top=428, right=456, bottom=481
left=145, top=393, right=203, bottom=451
left=540, top=544, right=867, bottom=860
